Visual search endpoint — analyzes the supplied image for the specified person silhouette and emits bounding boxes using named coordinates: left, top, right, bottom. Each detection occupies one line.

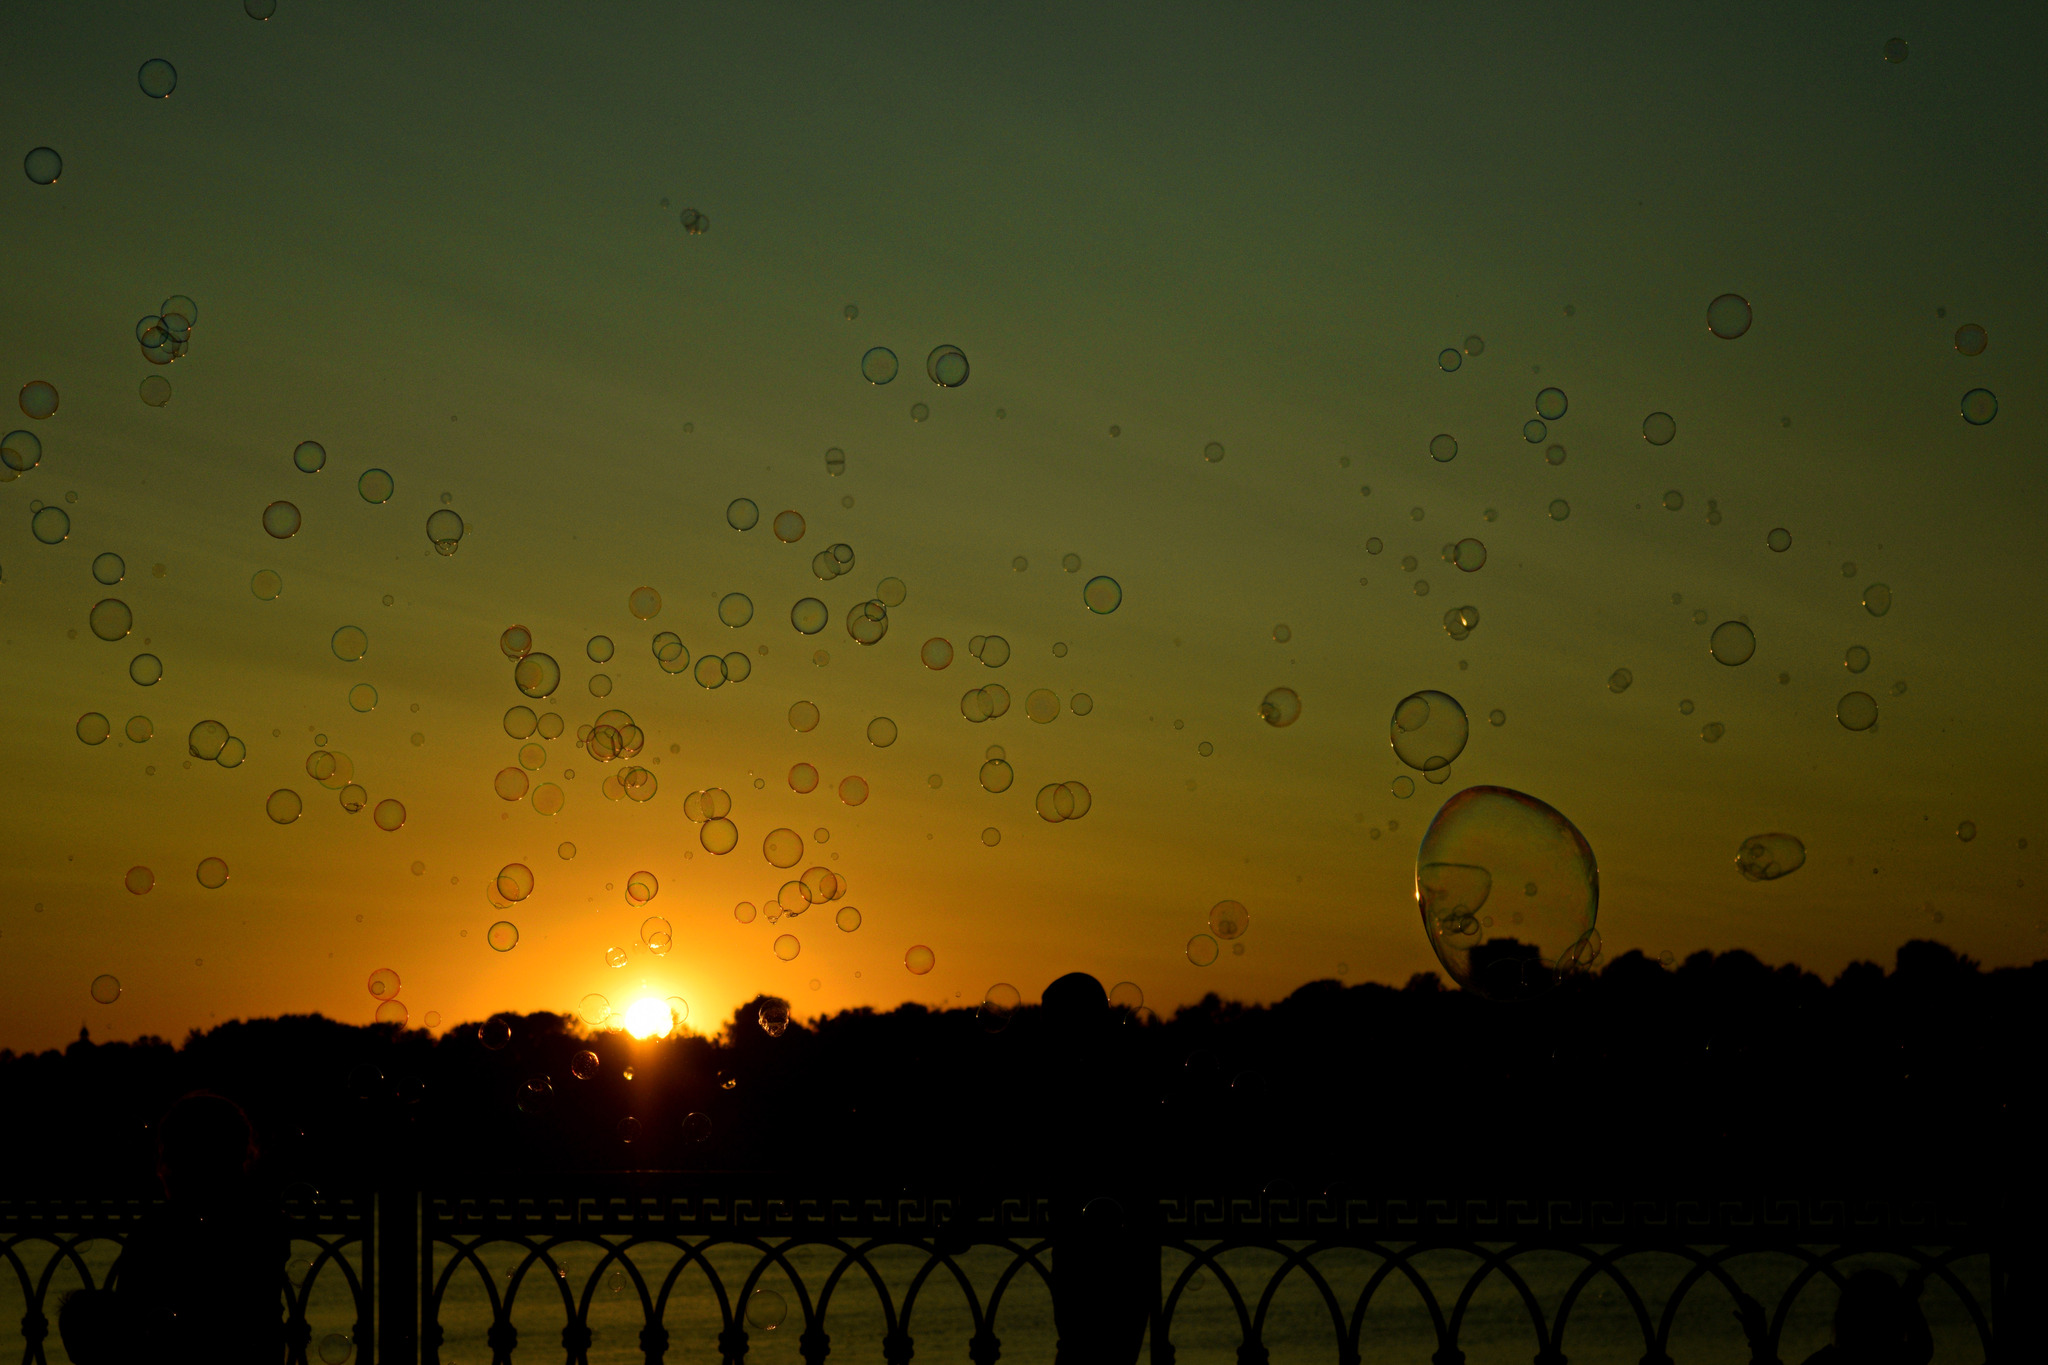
left=1799, top=1269, right=1934, bottom=1365
left=112, top=1092, right=287, bottom=1365
left=1038, top=972, right=1150, bottom=1365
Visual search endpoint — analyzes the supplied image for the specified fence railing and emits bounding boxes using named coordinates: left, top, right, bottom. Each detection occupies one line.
left=0, top=1186, right=2026, bottom=1365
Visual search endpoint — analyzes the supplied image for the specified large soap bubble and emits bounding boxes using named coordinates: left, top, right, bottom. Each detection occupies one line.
left=1416, top=785, right=1599, bottom=1001
left=1735, top=833, right=1806, bottom=881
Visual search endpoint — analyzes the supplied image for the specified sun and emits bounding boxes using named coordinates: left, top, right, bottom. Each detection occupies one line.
left=621, top=997, right=672, bottom=1039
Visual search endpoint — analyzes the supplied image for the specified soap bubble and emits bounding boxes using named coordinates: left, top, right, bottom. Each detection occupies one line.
left=1844, top=646, right=1870, bottom=673
left=1523, top=420, right=1547, bottom=443
left=124, top=716, right=152, bottom=743
left=358, top=469, right=394, bottom=503
left=496, top=863, right=534, bottom=902
left=85, top=553, right=123, bottom=587
left=125, top=866, right=154, bottom=895
left=262, top=501, right=301, bottom=538
left=1021, top=689, right=1060, bottom=724
left=426, top=509, right=463, bottom=554
left=979, top=758, right=1014, bottom=792
left=773, top=934, right=801, bottom=961
left=712, top=592, right=756, bottom=629
left=1883, top=36, right=1908, bottom=62
left=1662, top=490, right=1685, bottom=512
left=1083, top=576, right=1122, bottom=614
left=139, top=376, right=171, bottom=407
left=1768, top=527, right=1792, bottom=552
left=187, top=720, right=229, bottom=761
left=699, top=817, right=738, bottom=854
left=905, top=945, right=935, bottom=974
left=624, top=586, right=663, bottom=621
left=727, top=499, right=760, bottom=530
left=1642, top=412, right=1676, bottom=445
left=1437, top=349, right=1462, bottom=372
left=1710, top=621, right=1756, bottom=666
left=1452, top=538, right=1486, bottom=571
left=1954, top=324, right=1988, bottom=356
left=197, top=857, right=229, bottom=889
left=846, top=599, right=888, bottom=644
left=266, top=789, right=303, bottom=823
left=89, top=599, right=133, bottom=641
left=926, top=345, right=969, bottom=386
left=1417, top=785, right=1599, bottom=1001
left=1863, top=584, right=1892, bottom=617
left=1837, top=692, right=1878, bottom=731
left=764, top=827, right=804, bottom=868
left=1428, top=434, right=1458, bottom=462
left=1187, top=935, right=1219, bottom=966
left=1735, top=833, right=1806, bottom=881
left=680, top=207, right=708, bottom=234
left=500, top=626, right=534, bottom=660
left=584, top=635, right=615, bottom=665
left=788, top=701, right=821, bottom=733
left=90, top=974, right=121, bottom=1004
left=1958, top=821, right=1977, bottom=842
left=1390, top=691, right=1467, bottom=771
left=332, top=626, right=368, bottom=662
left=76, top=712, right=111, bottom=745
left=1442, top=605, right=1479, bottom=641
left=291, top=440, right=326, bottom=473
left=129, top=653, right=163, bottom=686
left=251, top=570, right=283, bottom=600
left=626, top=870, right=658, bottom=906
left=23, top=147, right=61, bottom=186
left=32, top=506, right=70, bottom=543
left=1535, top=388, right=1567, bottom=420
left=1259, top=687, right=1301, bottom=727
left=865, top=716, right=899, bottom=748
left=2, top=430, right=41, bottom=471
left=514, top=653, right=561, bottom=699
left=1607, top=669, right=1633, bottom=694
left=787, top=763, right=820, bottom=794
left=825, top=447, right=846, bottom=476
left=1208, top=900, right=1249, bottom=939
left=861, top=347, right=899, bottom=384
left=789, top=598, right=828, bottom=634
left=1706, top=294, right=1752, bottom=339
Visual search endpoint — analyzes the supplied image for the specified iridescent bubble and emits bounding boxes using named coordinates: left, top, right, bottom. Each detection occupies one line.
left=23, top=147, right=62, bottom=186
left=1083, top=576, right=1122, bottom=614
left=89, top=598, right=132, bottom=642
left=1437, top=349, right=1462, bottom=372
left=1863, top=584, right=1892, bottom=617
left=2, top=430, right=42, bottom=471
left=1706, top=294, right=1752, bottom=339
left=1844, top=646, right=1870, bottom=673
left=1259, top=687, right=1301, bottom=727
left=1768, top=527, right=1792, bottom=552
left=727, top=498, right=760, bottom=530
left=251, top=570, right=283, bottom=600
left=1428, top=434, right=1457, bottom=462
left=1735, top=833, right=1805, bottom=881
left=927, top=345, right=969, bottom=387
left=76, top=712, right=110, bottom=745
left=1187, top=935, right=1219, bottom=966
left=373, top=798, right=406, bottom=831
left=1208, top=900, right=1249, bottom=939
left=514, top=653, right=561, bottom=699
left=358, top=469, right=394, bottom=503
left=129, top=653, right=163, bottom=686
left=904, top=945, right=935, bottom=975
left=1417, top=785, right=1600, bottom=1000
left=332, top=626, right=368, bottom=662
left=90, top=974, right=121, bottom=1004
left=1390, top=691, right=1466, bottom=770
left=1837, top=692, right=1878, bottom=731
left=124, top=715, right=152, bottom=743
left=266, top=788, right=303, bottom=823
left=262, top=501, right=302, bottom=538
left=1535, top=388, right=1567, bottom=421
left=1548, top=499, right=1570, bottom=521
left=196, top=857, right=229, bottom=889
left=32, top=505, right=70, bottom=543
left=292, top=440, right=326, bottom=473
left=1954, top=323, right=1988, bottom=356
left=861, top=347, right=899, bottom=384
left=1710, top=621, right=1756, bottom=666
left=1642, top=412, right=1676, bottom=445
left=1607, top=668, right=1633, bottom=694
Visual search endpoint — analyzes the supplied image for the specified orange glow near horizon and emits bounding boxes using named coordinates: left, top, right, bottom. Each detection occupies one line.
left=622, top=997, right=673, bottom=1039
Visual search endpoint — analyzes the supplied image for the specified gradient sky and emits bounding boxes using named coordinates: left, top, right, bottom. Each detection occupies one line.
left=3, top=0, right=2044, bottom=1053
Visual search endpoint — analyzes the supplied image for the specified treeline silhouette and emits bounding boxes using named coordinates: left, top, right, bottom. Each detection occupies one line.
left=2, top=942, right=2040, bottom=1197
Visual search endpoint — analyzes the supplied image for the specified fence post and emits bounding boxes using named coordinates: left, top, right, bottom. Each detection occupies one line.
left=378, top=1184, right=418, bottom=1365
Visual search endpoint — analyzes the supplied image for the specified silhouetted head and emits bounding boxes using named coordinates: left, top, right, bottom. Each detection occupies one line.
left=1833, top=1269, right=1930, bottom=1365
left=1041, top=972, right=1108, bottom=1041
left=155, top=1091, right=257, bottom=1198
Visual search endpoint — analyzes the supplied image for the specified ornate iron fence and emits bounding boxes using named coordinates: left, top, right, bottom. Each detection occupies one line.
left=0, top=1187, right=2023, bottom=1365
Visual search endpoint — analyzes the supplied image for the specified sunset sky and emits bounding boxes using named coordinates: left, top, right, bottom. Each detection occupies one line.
left=3, top=0, right=2044, bottom=1052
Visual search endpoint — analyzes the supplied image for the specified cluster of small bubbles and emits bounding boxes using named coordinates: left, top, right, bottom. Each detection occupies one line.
left=727, top=498, right=760, bottom=531
left=1736, top=833, right=1806, bottom=881
left=969, top=634, right=1010, bottom=667
left=1768, top=527, right=1792, bottom=552
left=1863, top=584, right=1892, bottom=617
left=1607, top=668, right=1633, bottom=694
left=679, top=207, right=708, bottom=234
left=358, top=469, right=394, bottom=503
left=1706, top=293, right=1752, bottom=339
left=846, top=599, right=889, bottom=645
left=861, top=347, right=899, bottom=384
left=811, top=541, right=856, bottom=581
left=1034, top=781, right=1092, bottom=823
left=1837, top=691, right=1879, bottom=731
left=1442, top=605, right=1479, bottom=641
left=1710, top=620, right=1756, bottom=666
left=1642, top=412, right=1677, bottom=445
